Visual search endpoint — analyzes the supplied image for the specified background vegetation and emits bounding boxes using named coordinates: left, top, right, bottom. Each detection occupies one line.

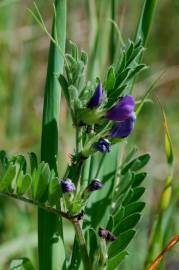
left=0, top=0, right=179, bottom=269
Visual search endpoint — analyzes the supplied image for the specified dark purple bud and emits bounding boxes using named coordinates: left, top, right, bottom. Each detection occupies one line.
left=110, top=112, right=136, bottom=138
left=106, top=95, right=135, bottom=121
left=87, top=179, right=103, bottom=192
left=98, top=227, right=117, bottom=241
left=94, top=138, right=111, bottom=153
left=87, top=83, right=104, bottom=108
left=60, top=178, right=76, bottom=193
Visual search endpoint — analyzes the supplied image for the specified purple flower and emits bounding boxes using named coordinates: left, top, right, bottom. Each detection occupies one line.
left=94, top=138, right=111, bottom=153
left=110, top=112, right=136, bottom=138
left=98, top=227, right=117, bottom=241
left=87, top=83, right=104, bottom=108
left=60, top=178, right=76, bottom=193
left=87, top=179, right=103, bottom=192
left=106, top=95, right=135, bottom=121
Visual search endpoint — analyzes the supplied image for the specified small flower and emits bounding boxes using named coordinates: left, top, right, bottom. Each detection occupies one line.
left=106, top=95, right=135, bottom=121
left=60, top=178, right=76, bottom=193
left=87, top=83, right=104, bottom=108
left=94, top=138, right=111, bottom=153
left=98, top=227, right=117, bottom=241
left=110, top=112, right=136, bottom=138
left=87, top=179, right=103, bottom=192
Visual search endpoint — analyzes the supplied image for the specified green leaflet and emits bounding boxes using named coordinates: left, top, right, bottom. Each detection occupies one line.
left=107, top=251, right=128, bottom=270
left=114, top=213, right=141, bottom=235
left=117, top=171, right=133, bottom=196
left=121, top=153, right=150, bottom=174
left=104, top=66, right=116, bottom=92
left=108, top=230, right=136, bottom=258
left=11, top=155, right=27, bottom=175
left=132, top=172, right=147, bottom=187
left=17, top=173, right=31, bottom=196
left=29, top=152, right=38, bottom=173
left=32, top=162, right=50, bottom=201
left=113, top=207, right=125, bottom=226
left=9, top=258, right=35, bottom=270
left=0, top=163, right=16, bottom=192
left=122, top=187, right=145, bottom=206
left=48, top=176, right=61, bottom=206
left=124, top=201, right=145, bottom=217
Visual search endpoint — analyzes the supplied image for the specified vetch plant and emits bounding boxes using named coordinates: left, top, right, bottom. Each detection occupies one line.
left=0, top=1, right=161, bottom=270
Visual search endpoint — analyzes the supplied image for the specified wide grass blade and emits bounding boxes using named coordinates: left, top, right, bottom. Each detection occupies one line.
left=38, top=1, right=66, bottom=270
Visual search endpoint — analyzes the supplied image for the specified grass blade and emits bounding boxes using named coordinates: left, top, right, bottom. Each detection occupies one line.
left=38, top=1, right=66, bottom=270
left=135, top=0, right=158, bottom=46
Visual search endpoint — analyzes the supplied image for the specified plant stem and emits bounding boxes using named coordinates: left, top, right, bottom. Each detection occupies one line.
left=76, top=127, right=81, bottom=154
left=72, top=220, right=92, bottom=270
left=95, top=154, right=106, bottom=178
left=98, top=238, right=108, bottom=270
left=38, top=1, right=66, bottom=269
left=0, top=192, right=70, bottom=220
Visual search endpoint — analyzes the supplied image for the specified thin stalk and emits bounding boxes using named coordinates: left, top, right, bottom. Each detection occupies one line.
left=0, top=192, right=70, bottom=220
left=81, top=156, right=91, bottom=189
left=95, top=154, right=106, bottom=178
left=38, top=1, right=66, bottom=270
left=98, top=238, right=108, bottom=270
left=76, top=127, right=81, bottom=154
left=88, top=154, right=95, bottom=180
left=72, top=220, right=92, bottom=270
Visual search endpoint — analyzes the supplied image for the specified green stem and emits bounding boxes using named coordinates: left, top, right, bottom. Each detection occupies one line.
left=76, top=127, right=81, bottom=154
left=72, top=220, right=92, bottom=270
left=98, top=238, right=108, bottom=270
left=38, top=1, right=66, bottom=270
left=0, top=192, right=70, bottom=220
left=95, top=154, right=106, bottom=178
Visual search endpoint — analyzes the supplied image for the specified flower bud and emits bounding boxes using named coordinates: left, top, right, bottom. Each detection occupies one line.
left=110, top=112, right=136, bottom=138
left=87, top=179, right=103, bottom=192
left=87, top=83, right=104, bottom=108
left=106, top=95, right=135, bottom=121
left=94, top=138, right=111, bottom=153
left=98, top=227, right=117, bottom=241
left=60, top=178, right=76, bottom=193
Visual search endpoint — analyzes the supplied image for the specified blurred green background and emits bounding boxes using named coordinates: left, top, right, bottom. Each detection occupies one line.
left=0, top=0, right=179, bottom=269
